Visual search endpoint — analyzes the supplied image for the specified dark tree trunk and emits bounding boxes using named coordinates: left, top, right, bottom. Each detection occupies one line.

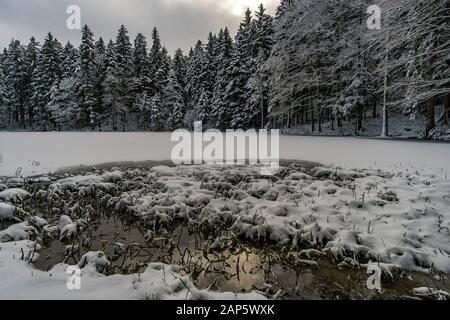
left=358, top=105, right=363, bottom=132
left=318, top=109, right=323, bottom=133
left=444, top=94, right=449, bottom=126
left=425, top=97, right=436, bottom=137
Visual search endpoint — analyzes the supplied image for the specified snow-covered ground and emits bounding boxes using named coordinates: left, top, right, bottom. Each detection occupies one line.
left=0, top=240, right=264, bottom=300
left=284, top=111, right=450, bottom=140
left=1, top=132, right=450, bottom=177
left=0, top=163, right=449, bottom=299
left=1, top=132, right=450, bottom=300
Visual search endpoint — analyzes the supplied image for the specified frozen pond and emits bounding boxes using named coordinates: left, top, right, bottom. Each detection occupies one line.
left=1, top=132, right=450, bottom=176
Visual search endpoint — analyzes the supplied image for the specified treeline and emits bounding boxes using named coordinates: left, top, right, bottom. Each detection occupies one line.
left=0, top=0, right=449, bottom=137
left=267, top=0, right=449, bottom=137
left=0, top=4, right=273, bottom=132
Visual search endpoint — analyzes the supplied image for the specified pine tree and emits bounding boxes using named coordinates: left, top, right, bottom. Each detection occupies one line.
left=93, top=37, right=106, bottom=127
left=196, top=88, right=211, bottom=124
left=149, top=27, right=163, bottom=75
left=23, top=37, right=40, bottom=126
left=149, top=92, right=163, bottom=131
left=101, top=25, right=135, bottom=130
left=47, top=77, right=78, bottom=131
left=172, top=48, right=187, bottom=95
left=4, top=39, right=28, bottom=127
left=135, top=91, right=152, bottom=130
left=149, top=28, right=169, bottom=96
left=186, top=40, right=207, bottom=113
left=163, top=69, right=186, bottom=129
left=224, top=9, right=256, bottom=129
left=253, top=4, right=274, bottom=59
left=0, top=62, right=6, bottom=127
left=210, top=28, right=233, bottom=129
left=133, top=33, right=151, bottom=95
left=61, top=41, right=79, bottom=79
left=78, top=25, right=96, bottom=128
left=133, top=33, right=149, bottom=80
left=155, top=47, right=171, bottom=92
left=31, top=33, right=62, bottom=130
left=115, top=25, right=134, bottom=78
left=244, top=4, right=274, bottom=128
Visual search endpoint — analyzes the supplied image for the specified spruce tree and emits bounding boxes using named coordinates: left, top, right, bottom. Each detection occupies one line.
left=115, top=25, right=133, bottom=78
left=103, top=25, right=134, bottom=130
left=61, top=41, right=79, bottom=79
left=24, top=37, right=40, bottom=126
left=163, top=69, right=186, bottom=129
left=210, top=28, right=233, bottom=129
left=149, top=27, right=168, bottom=95
left=0, top=62, right=6, bottom=127
left=172, top=48, right=187, bottom=95
left=133, top=33, right=149, bottom=80
left=93, top=37, right=106, bottom=127
left=224, top=9, right=256, bottom=129
left=78, top=25, right=96, bottom=128
left=31, top=33, right=62, bottom=130
left=4, top=39, right=28, bottom=127
left=149, top=92, right=163, bottom=131
left=245, top=4, right=274, bottom=128
left=135, top=91, right=152, bottom=130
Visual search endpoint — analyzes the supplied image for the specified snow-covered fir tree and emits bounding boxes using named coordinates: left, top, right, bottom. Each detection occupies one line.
left=78, top=25, right=97, bottom=128
left=4, top=39, right=27, bottom=128
left=0, top=61, right=6, bottom=126
left=163, top=69, right=186, bottom=129
left=172, top=48, right=187, bottom=101
left=135, top=91, right=152, bottom=130
left=186, top=40, right=208, bottom=116
left=209, top=28, right=233, bottom=129
left=244, top=4, right=274, bottom=129
left=149, top=92, right=164, bottom=131
left=31, top=33, right=62, bottom=130
left=133, top=33, right=151, bottom=93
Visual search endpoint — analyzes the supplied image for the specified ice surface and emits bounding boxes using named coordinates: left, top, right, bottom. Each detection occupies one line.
left=1, top=132, right=450, bottom=177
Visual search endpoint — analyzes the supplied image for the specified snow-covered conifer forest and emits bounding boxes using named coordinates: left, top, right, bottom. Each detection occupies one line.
left=0, top=0, right=448, bottom=138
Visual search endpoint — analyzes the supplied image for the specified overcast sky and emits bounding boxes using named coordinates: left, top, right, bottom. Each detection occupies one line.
left=0, top=0, right=278, bottom=54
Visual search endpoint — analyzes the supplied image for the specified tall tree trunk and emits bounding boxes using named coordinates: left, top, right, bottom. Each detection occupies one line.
left=318, top=109, right=322, bottom=133
left=287, top=109, right=291, bottom=128
left=358, top=105, right=363, bottom=133
left=381, top=34, right=390, bottom=137
left=425, top=97, right=436, bottom=137
left=311, top=108, right=315, bottom=133
left=444, top=94, right=449, bottom=127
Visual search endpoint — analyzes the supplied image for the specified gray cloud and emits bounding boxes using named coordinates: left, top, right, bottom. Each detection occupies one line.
left=0, top=0, right=278, bottom=55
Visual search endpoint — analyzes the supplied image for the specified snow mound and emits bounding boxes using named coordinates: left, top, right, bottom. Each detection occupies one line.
left=0, top=188, right=31, bottom=203
left=0, top=202, right=18, bottom=220
left=111, top=164, right=450, bottom=274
